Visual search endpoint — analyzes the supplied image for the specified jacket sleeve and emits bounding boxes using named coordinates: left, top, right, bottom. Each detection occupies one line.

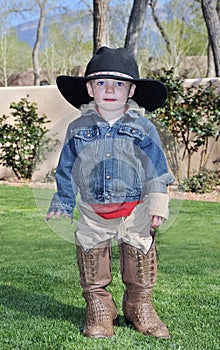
left=147, top=192, right=170, bottom=219
left=47, top=124, right=78, bottom=218
left=140, top=121, right=175, bottom=194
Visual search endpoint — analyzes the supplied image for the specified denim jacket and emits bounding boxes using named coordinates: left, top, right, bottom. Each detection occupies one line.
left=48, top=100, right=174, bottom=218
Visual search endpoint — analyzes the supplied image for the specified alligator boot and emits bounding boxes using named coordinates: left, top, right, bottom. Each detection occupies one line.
left=76, top=241, right=118, bottom=338
left=119, top=236, right=170, bottom=338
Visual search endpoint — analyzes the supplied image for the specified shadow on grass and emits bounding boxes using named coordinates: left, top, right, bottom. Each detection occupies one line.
left=0, top=285, right=84, bottom=331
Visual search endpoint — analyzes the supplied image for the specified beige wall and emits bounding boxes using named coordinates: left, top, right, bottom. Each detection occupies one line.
left=0, top=79, right=219, bottom=181
left=0, top=85, right=80, bottom=181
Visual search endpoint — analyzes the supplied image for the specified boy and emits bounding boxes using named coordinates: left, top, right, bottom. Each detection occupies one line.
left=47, top=47, right=174, bottom=339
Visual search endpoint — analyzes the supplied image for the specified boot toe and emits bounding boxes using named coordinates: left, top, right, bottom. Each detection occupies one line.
left=83, top=325, right=114, bottom=338
left=144, top=325, right=170, bottom=338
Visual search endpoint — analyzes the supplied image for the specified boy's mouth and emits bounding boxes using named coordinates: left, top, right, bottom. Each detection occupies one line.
left=104, top=98, right=117, bottom=102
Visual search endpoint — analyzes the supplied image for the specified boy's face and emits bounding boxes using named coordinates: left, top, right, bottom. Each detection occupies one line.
left=86, top=78, right=136, bottom=113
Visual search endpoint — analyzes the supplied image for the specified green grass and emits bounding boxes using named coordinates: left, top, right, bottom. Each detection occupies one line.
left=0, top=185, right=219, bottom=350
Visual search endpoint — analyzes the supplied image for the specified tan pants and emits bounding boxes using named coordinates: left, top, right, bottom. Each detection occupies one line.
left=75, top=196, right=155, bottom=254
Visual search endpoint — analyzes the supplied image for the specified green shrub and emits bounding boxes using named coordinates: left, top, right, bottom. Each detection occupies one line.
left=0, top=95, right=59, bottom=180
left=152, top=68, right=220, bottom=179
left=179, top=168, right=220, bottom=193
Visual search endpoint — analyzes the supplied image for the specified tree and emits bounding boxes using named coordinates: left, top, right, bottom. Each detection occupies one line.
left=149, top=0, right=171, bottom=54
left=0, top=0, right=46, bottom=85
left=1, top=0, right=72, bottom=85
left=153, top=68, right=220, bottom=178
left=124, top=0, right=148, bottom=57
left=93, top=0, right=109, bottom=53
left=0, top=27, right=32, bottom=86
left=201, top=0, right=220, bottom=76
left=32, top=0, right=47, bottom=85
left=0, top=25, right=9, bottom=86
left=42, top=7, right=93, bottom=81
left=124, top=0, right=149, bottom=58
left=147, top=0, right=205, bottom=76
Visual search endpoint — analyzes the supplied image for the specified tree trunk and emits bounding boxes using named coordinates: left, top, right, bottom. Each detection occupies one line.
left=93, top=0, right=109, bottom=54
left=217, top=0, right=220, bottom=17
left=206, top=42, right=215, bottom=77
left=201, top=0, right=220, bottom=77
left=32, top=0, right=47, bottom=86
left=1, top=33, right=8, bottom=86
left=149, top=0, right=171, bottom=54
left=124, top=0, right=149, bottom=58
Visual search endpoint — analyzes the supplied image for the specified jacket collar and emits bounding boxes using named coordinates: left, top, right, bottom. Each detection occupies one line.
left=80, top=99, right=145, bottom=118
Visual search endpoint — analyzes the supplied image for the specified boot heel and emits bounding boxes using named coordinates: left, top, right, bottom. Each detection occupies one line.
left=124, top=317, right=132, bottom=326
left=113, top=315, right=119, bottom=326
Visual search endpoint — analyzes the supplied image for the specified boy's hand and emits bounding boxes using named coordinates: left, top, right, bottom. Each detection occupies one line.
left=46, top=211, right=69, bottom=221
left=46, top=211, right=60, bottom=221
left=150, top=215, right=164, bottom=228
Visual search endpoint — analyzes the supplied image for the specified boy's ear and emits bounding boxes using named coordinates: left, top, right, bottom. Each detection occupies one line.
left=86, top=81, right=94, bottom=97
left=128, top=83, right=136, bottom=98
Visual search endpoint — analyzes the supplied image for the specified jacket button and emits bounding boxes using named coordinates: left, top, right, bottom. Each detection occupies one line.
left=106, top=152, right=111, bottom=158
left=106, top=132, right=111, bottom=137
left=106, top=175, right=111, bottom=180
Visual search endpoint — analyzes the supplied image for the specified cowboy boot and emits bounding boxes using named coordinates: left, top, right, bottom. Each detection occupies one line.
left=119, top=236, right=170, bottom=338
left=76, top=240, right=118, bottom=338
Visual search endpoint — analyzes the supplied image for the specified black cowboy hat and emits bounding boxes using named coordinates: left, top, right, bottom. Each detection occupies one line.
left=56, top=46, right=167, bottom=112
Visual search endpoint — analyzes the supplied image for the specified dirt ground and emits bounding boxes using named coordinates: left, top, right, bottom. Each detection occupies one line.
left=1, top=179, right=219, bottom=203
left=169, top=189, right=219, bottom=202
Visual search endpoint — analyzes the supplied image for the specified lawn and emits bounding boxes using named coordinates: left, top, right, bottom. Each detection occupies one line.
left=0, top=185, right=219, bottom=350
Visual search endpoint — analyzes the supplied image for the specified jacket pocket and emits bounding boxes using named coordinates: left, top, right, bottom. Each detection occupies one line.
left=73, top=126, right=99, bottom=141
left=118, top=125, right=145, bottom=141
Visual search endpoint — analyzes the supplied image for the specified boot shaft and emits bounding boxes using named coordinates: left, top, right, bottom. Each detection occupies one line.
left=76, top=241, right=112, bottom=292
left=119, top=237, right=170, bottom=338
left=76, top=241, right=118, bottom=338
left=119, top=238, right=157, bottom=292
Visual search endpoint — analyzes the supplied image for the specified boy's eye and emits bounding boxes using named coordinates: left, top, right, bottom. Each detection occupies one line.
left=116, top=81, right=124, bottom=87
left=97, top=80, right=105, bottom=86
left=94, top=80, right=127, bottom=88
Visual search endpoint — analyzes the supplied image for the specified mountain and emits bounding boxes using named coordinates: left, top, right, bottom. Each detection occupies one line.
left=14, top=11, right=93, bottom=49
left=14, top=7, right=161, bottom=50
left=16, top=20, right=39, bottom=47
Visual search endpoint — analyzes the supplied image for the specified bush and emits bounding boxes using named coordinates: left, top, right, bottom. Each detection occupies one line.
left=152, top=68, right=220, bottom=179
left=0, top=95, right=59, bottom=180
left=179, top=168, right=220, bottom=193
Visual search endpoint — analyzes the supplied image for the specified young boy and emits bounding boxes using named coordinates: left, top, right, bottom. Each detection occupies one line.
left=47, top=47, right=174, bottom=339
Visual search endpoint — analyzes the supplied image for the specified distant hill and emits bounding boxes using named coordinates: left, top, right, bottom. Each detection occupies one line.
left=14, top=7, right=161, bottom=50
left=16, top=20, right=40, bottom=47
left=14, top=10, right=93, bottom=48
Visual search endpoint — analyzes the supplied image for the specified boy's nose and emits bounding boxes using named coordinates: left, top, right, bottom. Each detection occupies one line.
left=105, top=83, right=115, bottom=93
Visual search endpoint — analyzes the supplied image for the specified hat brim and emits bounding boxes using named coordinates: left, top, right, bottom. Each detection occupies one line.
left=56, top=75, right=167, bottom=112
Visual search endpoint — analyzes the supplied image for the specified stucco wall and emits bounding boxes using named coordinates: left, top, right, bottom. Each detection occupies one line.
left=0, top=85, right=80, bottom=181
left=0, top=79, right=219, bottom=181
